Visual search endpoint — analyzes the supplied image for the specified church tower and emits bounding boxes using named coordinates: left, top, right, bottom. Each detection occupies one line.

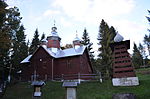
left=110, top=33, right=139, bottom=86
left=73, top=33, right=82, bottom=48
left=47, top=24, right=61, bottom=53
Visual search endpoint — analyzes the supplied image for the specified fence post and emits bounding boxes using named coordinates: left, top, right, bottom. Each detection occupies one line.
left=99, top=72, right=102, bottom=83
left=78, top=73, right=81, bottom=84
left=61, top=74, right=64, bottom=81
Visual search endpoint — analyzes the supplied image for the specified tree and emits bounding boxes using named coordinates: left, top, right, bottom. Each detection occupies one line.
left=144, top=34, right=150, bottom=55
left=61, top=44, right=73, bottom=50
left=5, top=6, right=26, bottom=81
left=144, top=10, right=150, bottom=55
left=11, top=25, right=28, bottom=73
left=109, top=26, right=117, bottom=43
left=40, top=32, right=45, bottom=41
left=97, top=19, right=116, bottom=78
left=146, top=10, right=150, bottom=32
left=0, top=0, right=11, bottom=81
left=29, top=28, right=40, bottom=54
left=132, top=43, right=143, bottom=69
left=81, top=28, right=94, bottom=60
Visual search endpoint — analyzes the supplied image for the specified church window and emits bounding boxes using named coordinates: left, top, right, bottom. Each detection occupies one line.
left=39, top=58, right=42, bottom=62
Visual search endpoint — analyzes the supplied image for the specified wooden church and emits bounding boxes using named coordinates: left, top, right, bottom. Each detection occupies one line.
left=21, top=25, right=93, bottom=81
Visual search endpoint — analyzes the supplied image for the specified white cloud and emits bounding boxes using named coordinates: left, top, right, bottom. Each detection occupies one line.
left=43, top=10, right=60, bottom=17
left=53, top=0, right=135, bottom=23
left=6, top=0, right=21, bottom=7
left=60, top=17, right=72, bottom=27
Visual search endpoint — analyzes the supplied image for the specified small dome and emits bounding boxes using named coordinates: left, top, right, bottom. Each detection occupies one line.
left=73, top=36, right=81, bottom=41
left=114, top=33, right=124, bottom=42
left=73, top=33, right=81, bottom=41
left=50, top=26, right=59, bottom=37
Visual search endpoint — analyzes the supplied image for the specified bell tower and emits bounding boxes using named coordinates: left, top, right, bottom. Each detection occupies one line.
left=73, top=32, right=81, bottom=48
left=47, top=23, right=61, bottom=52
left=110, top=33, right=139, bottom=86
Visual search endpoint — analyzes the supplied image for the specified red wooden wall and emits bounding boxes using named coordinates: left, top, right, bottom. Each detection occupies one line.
left=21, top=47, right=93, bottom=81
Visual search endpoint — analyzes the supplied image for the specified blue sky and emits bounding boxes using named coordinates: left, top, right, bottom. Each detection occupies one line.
left=6, top=0, right=150, bottom=54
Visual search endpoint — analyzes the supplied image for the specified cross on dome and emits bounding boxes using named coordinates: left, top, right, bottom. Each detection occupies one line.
left=73, top=30, right=81, bottom=41
left=50, top=20, right=59, bottom=37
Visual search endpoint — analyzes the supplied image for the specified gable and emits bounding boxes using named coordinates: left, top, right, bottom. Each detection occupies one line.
left=82, top=48, right=93, bottom=72
left=29, top=46, right=53, bottom=61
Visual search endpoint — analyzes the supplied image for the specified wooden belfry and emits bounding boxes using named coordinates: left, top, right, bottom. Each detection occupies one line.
left=110, top=40, right=136, bottom=78
left=110, top=33, right=139, bottom=86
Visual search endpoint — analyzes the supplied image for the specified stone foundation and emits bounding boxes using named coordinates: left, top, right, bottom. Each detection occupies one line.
left=112, top=77, right=139, bottom=86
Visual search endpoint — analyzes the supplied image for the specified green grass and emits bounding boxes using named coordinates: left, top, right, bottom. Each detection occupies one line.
left=2, top=68, right=150, bottom=99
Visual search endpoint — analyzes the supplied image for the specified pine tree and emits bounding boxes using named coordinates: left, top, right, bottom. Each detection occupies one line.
left=144, top=34, right=150, bottom=55
left=144, top=10, right=150, bottom=55
left=146, top=10, right=150, bottom=32
left=97, top=19, right=116, bottom=78
left=0, top=0, right=11, bottom=81
left=81, top=28, right=94, bottom=60
left=138, top=43, right=148, bottom=67
left=109, top=26, right=117, bottom=42
left=7, top=7, right=22, bottom=39
left=11, top=25, right=28, bottom=72
left=29, top=28, right=40, bottom=54
left=40, top=32, right=45, bottom=41
left=5, top=7, right=25, bottom=81
left=132, top=43, right=143, bottom=69
left=138, top=43, right=146, bottom=58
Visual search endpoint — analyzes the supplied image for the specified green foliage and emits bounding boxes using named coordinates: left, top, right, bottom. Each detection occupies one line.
left=144, top=34, right=150, bottom=55
left=29, top=28, right=40, bottom=54
left=132, top=43, right=143, bottom=69
left=0, top=2, right=28, bottom=81
left=138, top=43, right=146, bottom=58
left=97, top=19, right=116, bottom=77
left=61, top=44, right=73, bottom=50
left=81, top=28, right=94, bottom=61
left=144, top=10, right=150, bottom=55
left=0, top=0, right=11, bottom=80
left=40, top=32, right=45, bottom=41
left=146, top=10, right=150, bottom=32
left=2, top=68, right=150, bottom=99
left=11, top=25, right=28, bottom=72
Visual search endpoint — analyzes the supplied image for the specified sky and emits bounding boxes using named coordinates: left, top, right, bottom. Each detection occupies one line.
left=6, top=0, right=150, bottom=55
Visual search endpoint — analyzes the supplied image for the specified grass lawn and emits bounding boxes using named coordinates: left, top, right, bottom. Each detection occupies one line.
left=2, top=68, right=150, bottom=99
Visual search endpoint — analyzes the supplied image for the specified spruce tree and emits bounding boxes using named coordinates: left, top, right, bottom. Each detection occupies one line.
left=6, top=7, right=24, bottom=80
left=97, top=19, right=116, bottom=78
left=0, top=0, right=10, bottom=81
left=109, top=26, right=117, bottom=42
left=11, top=25, right=28, bottom=72
left=29, top=28, right=40, bottom=54
left=132, top=43, right=143, bottom=69
left=144, top=10, right=150, bottom=55
left=82, top=28, right=94, bottom=60
left=138, top=43, right=146, bottom=58
left=146, top=10, right=150, bottom=32
left=144, top=34, right=150, bottom=55
left=40, top=32, right=45, bottom=41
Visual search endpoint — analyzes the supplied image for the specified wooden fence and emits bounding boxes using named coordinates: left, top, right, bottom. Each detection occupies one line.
left=53, top=73, right=102, bottom=83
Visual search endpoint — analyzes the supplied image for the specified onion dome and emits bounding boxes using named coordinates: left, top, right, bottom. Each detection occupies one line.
left=73, top=34, right=81, bottom=41
left=50, top=26, right=59, bottom=37
left=114, top=33, right=124, bottom=42
left=73, top=31, right=81, bottom=47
